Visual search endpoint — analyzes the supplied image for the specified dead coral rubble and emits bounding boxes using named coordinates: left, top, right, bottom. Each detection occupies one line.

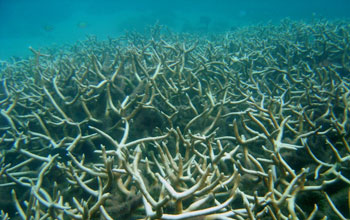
left=0, top=20, right=350, bottom=219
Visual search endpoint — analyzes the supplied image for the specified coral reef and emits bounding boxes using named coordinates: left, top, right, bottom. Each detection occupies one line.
left=0, top=20, right=350, bottom=219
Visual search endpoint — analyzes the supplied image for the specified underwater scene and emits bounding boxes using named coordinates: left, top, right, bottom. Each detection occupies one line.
left=1, top=0, right=350, bottom=219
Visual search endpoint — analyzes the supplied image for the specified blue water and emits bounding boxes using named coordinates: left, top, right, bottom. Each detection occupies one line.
left=1, top=0, right=349, bottom=61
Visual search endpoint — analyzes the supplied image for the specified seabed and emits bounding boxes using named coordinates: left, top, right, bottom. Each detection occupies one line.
left=0, top=19, right=350, bottom=219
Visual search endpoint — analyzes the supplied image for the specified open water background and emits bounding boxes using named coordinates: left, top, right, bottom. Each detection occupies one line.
left=0, top=0, right=350, bottom=61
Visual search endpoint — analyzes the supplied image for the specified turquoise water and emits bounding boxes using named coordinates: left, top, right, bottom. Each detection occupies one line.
left=1, top=0, right=349, bottom=60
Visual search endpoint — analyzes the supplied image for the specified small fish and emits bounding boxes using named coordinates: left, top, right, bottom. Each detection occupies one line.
left=42, top=24, right=54, bottom=32
left=77, top=21, right=88, bottom=29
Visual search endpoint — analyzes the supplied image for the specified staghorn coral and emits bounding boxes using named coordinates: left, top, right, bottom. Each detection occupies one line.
left=0, top=19, right=350, bottom=219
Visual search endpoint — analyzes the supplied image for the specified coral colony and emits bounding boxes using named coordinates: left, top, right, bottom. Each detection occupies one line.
left=0, top=20, right=350, bottom=219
